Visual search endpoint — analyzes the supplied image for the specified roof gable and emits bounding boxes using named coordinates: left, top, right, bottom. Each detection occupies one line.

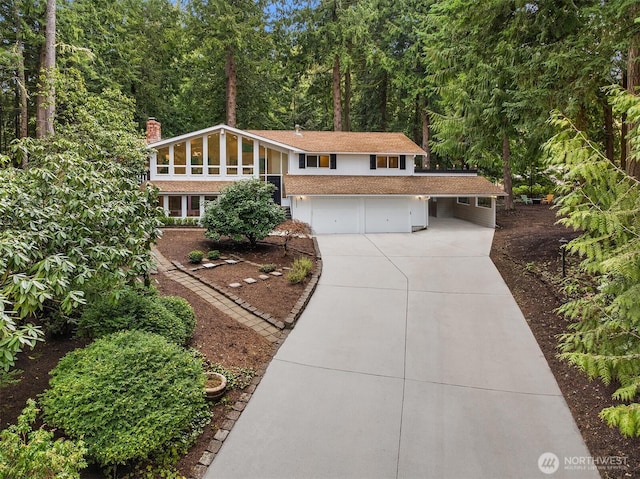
left=147, top=124, right=298, bottom=152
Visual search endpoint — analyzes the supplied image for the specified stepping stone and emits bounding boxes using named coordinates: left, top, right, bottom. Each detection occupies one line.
left=270, top=271, right=283, bottom=277
left=225, top=259, right=239, bottom=264
left=229, top=282, right=242, bottom=288
left=258, top=275, right=270, bottom=280
left=203, top=263, right=218, bottom=269
left=244, top=278, right=257, bottom=284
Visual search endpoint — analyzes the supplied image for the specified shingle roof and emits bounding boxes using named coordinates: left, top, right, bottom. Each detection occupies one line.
left=248, top=130, right=427, bottom=155
left=284, top=175, right=506, bottom=196
left=148, top=180, right=234, bottom=193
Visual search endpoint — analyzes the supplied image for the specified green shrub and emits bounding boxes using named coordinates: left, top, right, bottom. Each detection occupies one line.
left=513, top=183, right=551, bottom=197
left=188, top=250, right=204, bottom=263
left=77, top=288, right=192, bottom=345
left=259, top=263, right=277, bottom=273
left=201, top=179, right=286, bottom=245
left=40, top=330, right=210, bottom=470
left=160, top=216, right=200, bottom=227
left=287, top=257, right=314, bottom=284
left=157, top=296, right=196, bottom=340
left=0, top=399, right=87, bottom=479
left=207, top=250, right=220, bottom=260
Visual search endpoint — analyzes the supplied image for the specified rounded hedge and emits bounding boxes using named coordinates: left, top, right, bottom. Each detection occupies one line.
left=77, top=289, right=192, bottom=345
left=40, top=330, right=210, bottom=468
left=157, top=295, right=196, bottom=339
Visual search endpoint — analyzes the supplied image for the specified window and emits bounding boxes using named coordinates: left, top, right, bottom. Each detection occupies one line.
left=457, top=197, right=470, bottom=205
left=156, top=146, right=169, bottom=174
left=187, top=196, right=201, bottom=217
left=168, top=196, right=182, bottom=217
left=304, top=154, right=329, bottom=168
left=242, top=137, right=253, bottom=175
left=226, top=133, right=238, bottom=175
left=477, top=197, right=492, bottom=208
left=207, top=133, right=220, bottom=175
left=376, top=155, right=400, bottom=168
left=267, top=148, right=282, bottom=174
left=190, top=138, right=203, bottom=175
left=174, top=143, right=186, bottom=175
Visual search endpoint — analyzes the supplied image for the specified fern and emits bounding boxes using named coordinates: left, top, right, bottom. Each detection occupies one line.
left=546, top=89, right=640, bottom=437
left=600, top=404, right=640, bottom=438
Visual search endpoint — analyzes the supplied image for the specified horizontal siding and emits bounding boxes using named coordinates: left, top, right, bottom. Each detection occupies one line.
left=453, top=198, right=495, bottom=228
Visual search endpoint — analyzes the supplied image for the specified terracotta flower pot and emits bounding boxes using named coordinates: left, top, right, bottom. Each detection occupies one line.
left=205, top=372, right=227, bottom=401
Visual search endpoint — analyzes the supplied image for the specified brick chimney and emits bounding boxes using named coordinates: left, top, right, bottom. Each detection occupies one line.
left=146, top=118, right=161, bottom=144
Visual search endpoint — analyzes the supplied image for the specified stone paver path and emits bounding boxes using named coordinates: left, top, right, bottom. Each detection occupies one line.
left=152, top=247, right=281, bottom=343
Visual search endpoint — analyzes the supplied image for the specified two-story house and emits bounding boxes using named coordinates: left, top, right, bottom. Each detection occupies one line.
left=146, top=120, right=505, bottom=234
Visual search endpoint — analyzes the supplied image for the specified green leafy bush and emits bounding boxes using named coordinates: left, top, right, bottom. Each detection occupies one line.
left=259, top=263, right=277, bottom=273
left=157, top=296, right=196, bottom=340
left=40, top=330, right=210, bottom=469
left=287, top=257, right=314, bottom=284
left=0, top=399, right=87, bottom=478
left=201, top=179, right=285, bottom=245
left=188, top=250, right=204, bottom=263
left=77, top=288, right=192, bottom=345
left=207, top=250, right=221, bottom=260
left=160, top=216, right=200, bottom=227
left=512, top=183, right=550, bottom=197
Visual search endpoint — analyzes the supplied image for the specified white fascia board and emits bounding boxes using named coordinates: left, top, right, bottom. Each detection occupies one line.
left=148, top=124, right=304, bottom=153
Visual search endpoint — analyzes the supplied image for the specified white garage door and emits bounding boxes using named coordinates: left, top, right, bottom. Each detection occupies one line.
left=311, top=198, right=360, bottom=234
left=365, top=198, right=410, bottom=233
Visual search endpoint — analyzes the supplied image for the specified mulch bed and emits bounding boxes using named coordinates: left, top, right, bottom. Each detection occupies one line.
left=156, top=229, right=316, bottom=321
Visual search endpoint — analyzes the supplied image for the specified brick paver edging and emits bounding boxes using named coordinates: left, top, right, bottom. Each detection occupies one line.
left=190, top=333, right=292, bottom=479
left=171, top=237, right=322, bottom=330
left=189, top=238, right=323, bottom=479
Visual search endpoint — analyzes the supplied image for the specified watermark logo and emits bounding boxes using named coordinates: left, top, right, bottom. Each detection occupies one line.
left=537, top=452, right=628, bottom=474
left=538, top=452, right=560, bottom=474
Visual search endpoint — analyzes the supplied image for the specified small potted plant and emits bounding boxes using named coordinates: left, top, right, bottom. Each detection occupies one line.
left=205, top=371, right=227, bottom=401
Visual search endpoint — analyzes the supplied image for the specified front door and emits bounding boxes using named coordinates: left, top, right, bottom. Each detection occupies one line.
left=266, top=176, right=282, bottom=205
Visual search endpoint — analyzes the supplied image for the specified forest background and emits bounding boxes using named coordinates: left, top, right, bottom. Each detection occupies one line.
left=2, top=0, right=640, bottom=194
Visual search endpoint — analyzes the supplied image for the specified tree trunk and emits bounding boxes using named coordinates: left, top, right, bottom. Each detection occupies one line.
left=502, top=132, right=514, bottom=211
left=626, top=11, right=640, bottom=178
left=332, top=54, right=342, bottom=131
left=343, top=68, right=351, bottom=132
left=36, top=0, right=56, bottom=139
left=380, top=71, right=388, bottom=131
left=621, top=71, right=628, bottom=170
left=603, top=98, right=614, bottom=164
left=14, top=0, right=28, bottom=147
left=421, top=96, right=431, bottom=169
left=225, top=47, right=237, bottom=128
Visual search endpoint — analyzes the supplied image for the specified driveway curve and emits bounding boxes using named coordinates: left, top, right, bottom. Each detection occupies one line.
left=204, top=218, right=597, bottom=479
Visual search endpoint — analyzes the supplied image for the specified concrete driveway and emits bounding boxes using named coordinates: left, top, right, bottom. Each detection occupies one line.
left=204, top=218, right=597, bottom=479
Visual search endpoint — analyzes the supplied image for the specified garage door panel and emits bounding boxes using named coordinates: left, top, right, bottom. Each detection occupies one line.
left=365, top=198, right=409, bottom=233
left=311, top=198, right=360, bottom=234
